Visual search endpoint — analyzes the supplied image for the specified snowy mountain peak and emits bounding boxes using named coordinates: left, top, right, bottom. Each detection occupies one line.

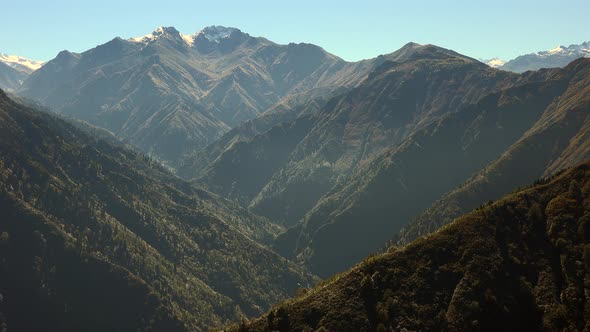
left=0, top=53, right=44, bottom=73
left=547, top=45, right=566, bottom=55
left=537, top=42, right=590, bottom=57
left=491, top=40, right=590, bottom=73
left=130, top=25, right=242, bottom=46
left=129, top=26, right=183, bottom=44
left=196, top=26, right=240, bottom=43
left=482, top=57, right=507, bottom=68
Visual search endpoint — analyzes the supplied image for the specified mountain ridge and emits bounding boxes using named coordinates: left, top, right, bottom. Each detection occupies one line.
left=188, top=43, right=516, bottom=225
left=184, top=44, right=525, bottom=278
left=489, top=41, right=590, bottom=73
left=0, top=53, right=44, bottom=74
left=286, top=58, right=590, bottom=277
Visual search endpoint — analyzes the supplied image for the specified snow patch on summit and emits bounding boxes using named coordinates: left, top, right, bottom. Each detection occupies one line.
left=130, top=25, right=239, bottom=46
left=537, top=42, right=590, bottom=58
left=483, top=58, right=506, bottom=68
left=547, top=46, right=566, bottom=55
left=130, top=26, right=167, bottom=43
left=196, top=26, right=238, bottom=43
left=181, top=34, right=195, bottom=47
left=0, top=53, right=44, bottom=73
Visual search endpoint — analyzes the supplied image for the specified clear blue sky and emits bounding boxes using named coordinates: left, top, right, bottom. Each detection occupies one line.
left=2, top=0, right=589, bottom=62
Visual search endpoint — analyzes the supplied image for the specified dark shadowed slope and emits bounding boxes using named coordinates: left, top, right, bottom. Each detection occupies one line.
left=0, top=90, right=315, bottom=331
left=400, top=58, right=590, bottom=246
left=228, top=159, right=590, bottom=332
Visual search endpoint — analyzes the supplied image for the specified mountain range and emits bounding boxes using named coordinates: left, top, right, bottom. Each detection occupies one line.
left=15, top=26, right=394, bottom=166
left=485, top=41, right=590, bottom=73
left=187, top=46, right=590, bottom=277
left=17, top=28, right=585, bottom=167
left=181, top=43, right=516, bottom=226
left=3, top=24, right=590, bottom=332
